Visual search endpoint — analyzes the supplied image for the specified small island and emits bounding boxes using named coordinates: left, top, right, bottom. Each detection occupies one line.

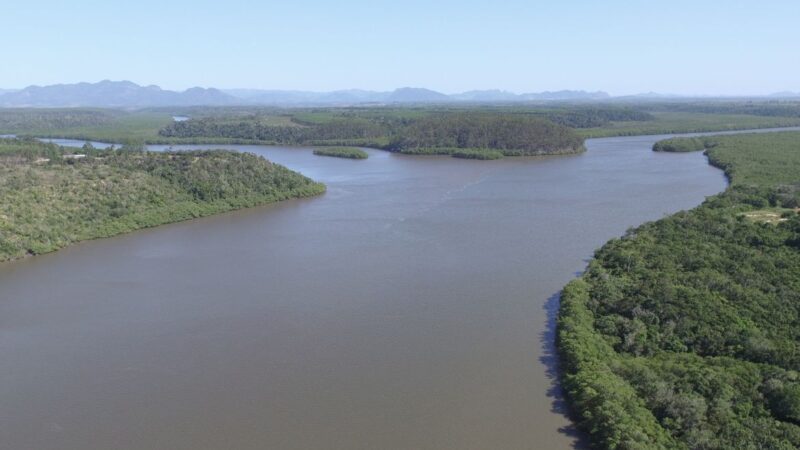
left=159, top=111, right=587, bottom=159
left=313, top=147, right=369, bottom=159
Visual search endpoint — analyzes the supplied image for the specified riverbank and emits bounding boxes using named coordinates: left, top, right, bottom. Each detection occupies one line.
left=0, top=137, right=325, bottom=262
left=557, top=131, right=800, bottom=448
left=0, top=131, right=729, bottom=450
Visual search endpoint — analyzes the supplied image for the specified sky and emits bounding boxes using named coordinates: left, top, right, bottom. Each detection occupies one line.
left=2, top=0, right=799, bottom=96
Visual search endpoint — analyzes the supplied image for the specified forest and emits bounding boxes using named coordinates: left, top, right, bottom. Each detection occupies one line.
left=652, top=136, right=718, bottom=153
left=3, top=103, right=800, bottom=152
left=651, top=101, right=800, bottom=118
left=0, top=137, right=324, bottom=262
left=558, top=131, right=800, bottom=449
left=312, top=147, right=368, bottom=159
left=159, top=111, right=586, bottom=156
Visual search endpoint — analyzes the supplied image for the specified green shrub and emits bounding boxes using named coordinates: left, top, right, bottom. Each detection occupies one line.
left=312, top=147, right=368, bottom=159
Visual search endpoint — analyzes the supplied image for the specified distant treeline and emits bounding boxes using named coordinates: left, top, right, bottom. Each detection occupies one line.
left=160, top=116, right=387, bottom=144
left=649, top=101, right=800, bottom=118
left=313, top=147, right=368, bottom=159
left=544, top=107, right=654, bottom=128
left=652, top=136, right=718, bottom=152
left=558, top=131, right=800, bottom=449
left=0, top=137, right=324, bottom=261
left=385, top=113, right=584, bottom=154
left=0, top=108, right=120, bottom=131
left=160, top=111, right=586, bottom=156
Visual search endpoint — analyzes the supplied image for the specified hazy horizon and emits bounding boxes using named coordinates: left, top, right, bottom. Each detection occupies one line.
left=3, top=0, right=799, bottom=96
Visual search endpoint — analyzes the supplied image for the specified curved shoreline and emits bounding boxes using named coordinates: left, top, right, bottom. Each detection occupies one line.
left=556, top=129, right=800, bottom=448
left=1, top=126, right=792, bottom=448
left=0, top=142, right=326, bottom=264
left=0, top=130, right=738, bottom=449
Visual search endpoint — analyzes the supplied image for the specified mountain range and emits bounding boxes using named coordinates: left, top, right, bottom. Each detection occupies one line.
left=0, top=81, right=797, bottom=108
left=0, top=81, right=235, bottom=108
left=0, top=81, right=612, bottom=108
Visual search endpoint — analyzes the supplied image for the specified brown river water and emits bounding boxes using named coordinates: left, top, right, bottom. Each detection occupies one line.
left=4, top=129, right=787, bottom=449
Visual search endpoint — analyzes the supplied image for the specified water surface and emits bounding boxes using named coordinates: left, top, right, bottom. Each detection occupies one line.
left=0, top=132, right=738, bottom=449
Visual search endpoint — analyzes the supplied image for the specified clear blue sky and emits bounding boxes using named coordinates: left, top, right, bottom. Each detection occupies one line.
left=3, top=0, right=799, bottom=95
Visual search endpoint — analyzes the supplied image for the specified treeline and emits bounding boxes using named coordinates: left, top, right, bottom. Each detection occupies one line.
left=0, top=108, right=120, bottom=131
left=313, top=147, right=368, bottom=159
left=558, top=131, right=800, bottom=449
left=385, top=113, right=584, bottom=154
left=0, top=106, right=654, bottom=149
left=652, top=136, right=718, bottom=152
left=451, top=149, right=504, bottom=160
left=160, top=111, right=585, bottom=156
left=0, top=138, right=324, bottom=261
left=544, top=107, right=654, bottom=128
left=160, top=116, right=388, bottom=144
left=650, top=101, right=800, bottom=119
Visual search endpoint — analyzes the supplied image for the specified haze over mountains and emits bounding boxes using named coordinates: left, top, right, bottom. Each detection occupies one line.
left=0, top=81, right=797, bottom=108
left=0, top=81, right=235, bottom=108
left=0, top=80, right=611, bottom=107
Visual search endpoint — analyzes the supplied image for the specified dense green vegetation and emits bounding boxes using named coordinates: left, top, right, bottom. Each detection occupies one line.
left=578, top=112, right=800, bottom=138
left=0, top=108, right=121, bottom=130
left=384, top=113, right=583, bottom=154
left=558, top=131, right=800, bottom=449
left=0, top=108, right=174, bottom=143
left=312, top=147, right=368, bottom=159
left=451, top=149, right=504, bottom=160
left=3, top=104, right=800, bottom=159
left=160, top=111, right=585, bottom=156
left=651, top=101, right=800, bottom=119
left=652, top=136, right=718, bottom=153
left=0, top=137, right=324, bottom=262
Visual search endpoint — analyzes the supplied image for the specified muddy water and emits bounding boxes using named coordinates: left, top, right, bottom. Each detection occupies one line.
left=0, top=132, right=736, bottom=449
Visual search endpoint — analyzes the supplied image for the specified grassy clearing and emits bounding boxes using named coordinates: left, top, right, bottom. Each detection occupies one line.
left=741, top=208, right=799, bottom=224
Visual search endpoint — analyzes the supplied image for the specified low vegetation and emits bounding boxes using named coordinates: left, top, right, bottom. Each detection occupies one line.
left=0, top=137, right=324, bottom=262
left=579, top=111, right=800, bottom=138
left=451, top=149, right=504, bottom=160
left=0, top=108, right=174, bottom=143
left=312, top=147, right=368, bottom=159
left=558, top=131, right=800, bottom=449
left=652, top=136, right=718, bottom=152
left=652, top=100, right=800, bottom=119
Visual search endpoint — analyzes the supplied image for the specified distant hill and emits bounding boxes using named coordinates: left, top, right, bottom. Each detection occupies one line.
left=0, top=80, right=238, bottom=108
left=450, top=90, right=520, bottom=102
left=223, top=87, right=452, bottom=105
left=613, top=92, right=683, bottom=100
left=226, top=89, right=390, bottom=105
left=386, top=87, right=450, bottom=103
left=770, top=91, right=800, bottom=98
left=12, top=81, right=773, bottom=107
left=519, top=90, right=610, bottom=101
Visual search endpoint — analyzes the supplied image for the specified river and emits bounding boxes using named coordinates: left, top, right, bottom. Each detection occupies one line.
left=1, top=130, right=773, bottom=449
